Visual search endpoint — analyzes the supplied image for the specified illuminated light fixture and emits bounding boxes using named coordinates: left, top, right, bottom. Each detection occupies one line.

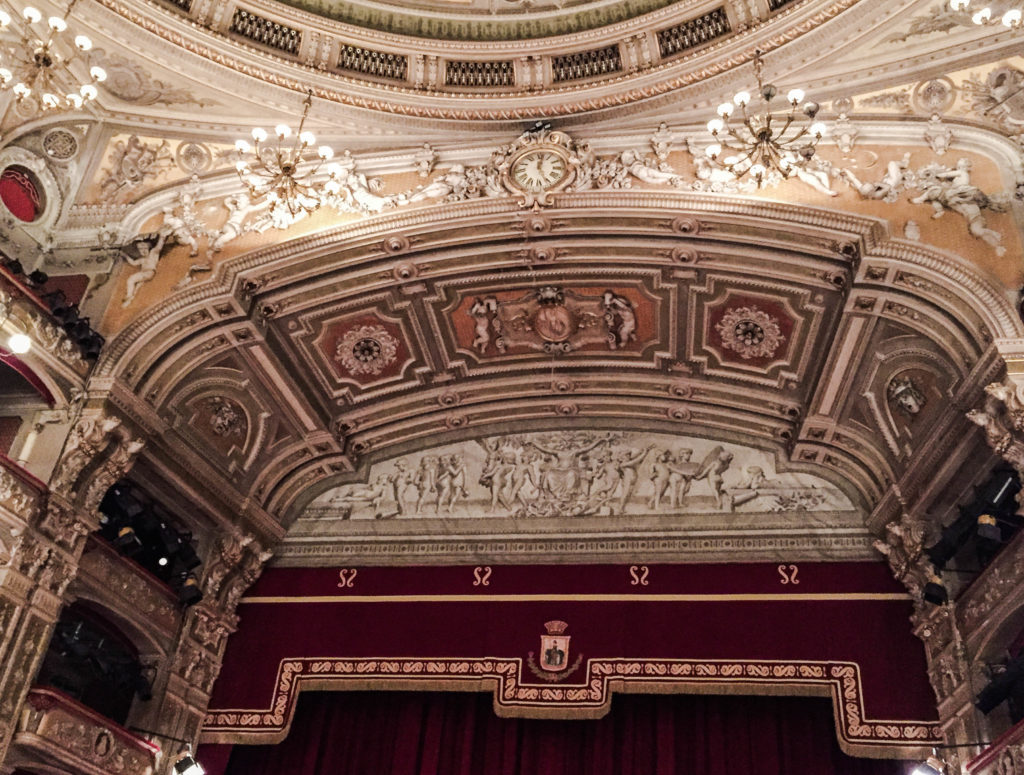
left=911, top=754, right=946, bottom=775
left=234, top=89, right=339, bottom=220
left=0, top=0, right=106, bottom=112
left=6, top=332, right=31, bottom=353
left=949, top=0, right=1024, bottom=25
left=173, top=749, right=205, bottom=775
left=703, top=49, right=825, bottom=187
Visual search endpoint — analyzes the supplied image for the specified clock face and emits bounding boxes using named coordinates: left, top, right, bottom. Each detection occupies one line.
left=511, top=150, right=568, bottom=193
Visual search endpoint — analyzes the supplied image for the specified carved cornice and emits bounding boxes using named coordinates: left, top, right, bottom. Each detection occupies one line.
left=275, top=529, right=876, bottom=565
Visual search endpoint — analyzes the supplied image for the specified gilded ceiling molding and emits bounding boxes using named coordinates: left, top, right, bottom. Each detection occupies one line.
left=90, top=0, right=864, bottom=119
left=85, top=193, right=1021, bottom=570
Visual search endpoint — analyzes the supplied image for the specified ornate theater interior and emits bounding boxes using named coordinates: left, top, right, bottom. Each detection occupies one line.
left=3, top=0, right=1024, bottom=772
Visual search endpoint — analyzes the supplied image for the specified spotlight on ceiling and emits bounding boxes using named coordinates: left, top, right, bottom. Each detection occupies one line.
left=7, top=332, right=31, bottom=354
left=177, top=573, right=203, bottom=607
left=911, top=755, right=946, bottom=775
left=976, top=513, right=1002, bottom=543
left=113, top=524, right=143, bottom=556
left=923, top=574, right=948, bottom=605
left=173, top=750, right=206, bottom=775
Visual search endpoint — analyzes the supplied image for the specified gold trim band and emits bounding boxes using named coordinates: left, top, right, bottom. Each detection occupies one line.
left=240, top=592, right=911, bottom=604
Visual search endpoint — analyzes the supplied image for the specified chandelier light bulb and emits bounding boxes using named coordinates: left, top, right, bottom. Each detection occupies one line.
left=1003, top=8, right=1022, bottom=23
left=7, top=333, right=31, bottom=354
left=0, top=10, right=10, bottom=26
left=973, top=6, right=992, bottom=21
left=0, top=68, right=11, bottom=83
left=89, top=65, right=106, bottom=82
left=13, top=83, right=29, bottom=97
left=66, top=92, right=82, bottom=107
left=74, top=34, right=91, bottom=50
left=233, top=89, right=339, bottom=221
left=703, top=50, right=822, bottom=187
left=47, top=15, right=66, bottom=31
left=327, top=162, right=342, bottom=177
left=950, top=0, right=970, bottom=8
left=324, top=179, right=341, bottom=194
left=79, top=83, right=97, bottom=99
left=41, top=92, right=58, bottom=107
left=22, top=6, right=41, bottom=23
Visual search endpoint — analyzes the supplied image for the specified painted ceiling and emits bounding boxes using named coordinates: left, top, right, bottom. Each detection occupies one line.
left=0, top=0, right=1020, bottom=568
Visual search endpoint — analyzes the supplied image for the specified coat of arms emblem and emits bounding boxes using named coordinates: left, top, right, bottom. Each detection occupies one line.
left=469, top=286, right=636, bottom=355
left=527, top=619, right=581, bottom=681
left=540, top=620, right=570, bottom=671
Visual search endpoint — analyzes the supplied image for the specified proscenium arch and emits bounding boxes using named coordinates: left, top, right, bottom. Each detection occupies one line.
left=96, top=192, right=1022, bottom=535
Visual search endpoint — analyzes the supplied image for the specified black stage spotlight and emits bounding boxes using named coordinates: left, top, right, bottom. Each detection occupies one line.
left=113, top=524, right=143, bottom=556
left=40, top=289, right=66, bottom=311
left=977, top=514, right=1002, bottom=543
left=923, top=575, right=948, bottom=605
left=177, top=573, right=203, bottom=607
left=26, top=269, right=48, bottom=287
left=911, top=755, right=945, bottom=775
left=173, top=749, right=206, bottom=775
left=976, top=658, right=1024, bottom=714
left=82, top=332, right=104, bottom=360
left=2, top=258, right=24, bottom=276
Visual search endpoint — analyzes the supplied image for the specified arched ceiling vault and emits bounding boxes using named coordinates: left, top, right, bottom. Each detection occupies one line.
left=96, top=193, right=1018, bottom=564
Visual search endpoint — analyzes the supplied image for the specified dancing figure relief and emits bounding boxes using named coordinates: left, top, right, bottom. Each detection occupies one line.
left=308, top=432, right=854, bottom=522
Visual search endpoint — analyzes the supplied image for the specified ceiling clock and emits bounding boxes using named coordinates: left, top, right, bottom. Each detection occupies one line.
left=510, top=149, right=570, bottom=194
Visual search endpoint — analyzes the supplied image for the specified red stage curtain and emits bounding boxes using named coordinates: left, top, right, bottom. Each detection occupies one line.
left=224, top=692, right=913, bottom=775
left=0, top=167, right=40, bottom=222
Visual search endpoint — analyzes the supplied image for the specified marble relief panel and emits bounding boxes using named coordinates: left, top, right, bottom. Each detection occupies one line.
left=301, top=431, right=859, bottom=526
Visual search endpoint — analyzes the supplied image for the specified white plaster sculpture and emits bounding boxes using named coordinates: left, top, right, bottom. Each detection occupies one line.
left=910, top=158, right=1009, bottom=255
left=121, top=233, right=166, bottom=307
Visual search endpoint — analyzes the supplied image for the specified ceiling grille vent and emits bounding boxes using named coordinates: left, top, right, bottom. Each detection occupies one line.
left=230, top=9, right=301, bottom=57
left=552, top=45, right=622, bottom=82
left=445, top=60, right=515, bottom=88
left=338, top=45, right=408, bottom=81
left=656, top=8, right=730, bottom=59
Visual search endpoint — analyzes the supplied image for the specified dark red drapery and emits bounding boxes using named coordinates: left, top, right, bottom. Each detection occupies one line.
left=222, top=691, right=914, bottom=775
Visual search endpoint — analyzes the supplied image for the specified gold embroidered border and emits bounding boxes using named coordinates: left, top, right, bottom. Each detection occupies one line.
left=202, top=656, right=940, bottom=756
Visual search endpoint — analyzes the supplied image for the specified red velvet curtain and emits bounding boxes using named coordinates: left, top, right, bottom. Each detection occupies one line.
left=0, top=168, right=40, bottom=222
left=223, top=692, right=914, bottom=775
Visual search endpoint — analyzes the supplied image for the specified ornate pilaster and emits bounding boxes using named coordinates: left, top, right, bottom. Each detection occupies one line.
left=0, top=405, right=146, bottom=765
left=146, top=533, right=272, bottom=753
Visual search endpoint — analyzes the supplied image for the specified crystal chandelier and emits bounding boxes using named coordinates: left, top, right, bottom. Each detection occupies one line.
left=949, top=0, right=1022, bottom=26
left=703, top=51, right=827, bottom=187
left=0, top=0, right=106, bottom=110
left=233, top=90, right=339, bottom=219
